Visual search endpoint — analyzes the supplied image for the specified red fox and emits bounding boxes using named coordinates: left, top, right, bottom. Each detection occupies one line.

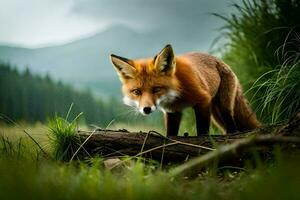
left=110, top=44, right=260, bottom=136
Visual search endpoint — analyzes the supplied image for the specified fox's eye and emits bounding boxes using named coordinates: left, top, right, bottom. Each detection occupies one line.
left=132, top=89, right=142, bottom=96
left=152, top=87, right=162, bottom=93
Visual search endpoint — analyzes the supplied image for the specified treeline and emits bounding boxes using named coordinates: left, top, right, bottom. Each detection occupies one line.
left=0, top=63, right=128, bottom=126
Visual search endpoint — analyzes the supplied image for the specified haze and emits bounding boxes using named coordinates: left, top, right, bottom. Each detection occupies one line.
left=0, top=0, right=238, bottom=48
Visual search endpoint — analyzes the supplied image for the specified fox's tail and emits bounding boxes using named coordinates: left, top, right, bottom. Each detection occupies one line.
left=234, top=85, right=261, bottom=131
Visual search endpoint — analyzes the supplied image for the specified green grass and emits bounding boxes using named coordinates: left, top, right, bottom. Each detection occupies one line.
left=1, top=114, right=300, bottom=200
left=48, top=112, right=81, bottom=161
left=248, top=59, right=300, bottom=123
left=1, top=133, right=300, bottom=200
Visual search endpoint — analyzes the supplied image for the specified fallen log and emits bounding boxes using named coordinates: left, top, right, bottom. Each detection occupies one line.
left=72, top=112, right=300, bottom=164
left=75, top=128, right=260, bottom=162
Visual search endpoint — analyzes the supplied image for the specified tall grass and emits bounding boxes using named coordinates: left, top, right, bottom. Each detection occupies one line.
left=249, top=44, right=300, bottom=123
left=215, top=0, right=300, bottom=123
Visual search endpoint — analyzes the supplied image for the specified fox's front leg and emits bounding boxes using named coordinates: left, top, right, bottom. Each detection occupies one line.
left=164, top=112, right=182, bottom=136
left=193, top=104, right=211, bottom=135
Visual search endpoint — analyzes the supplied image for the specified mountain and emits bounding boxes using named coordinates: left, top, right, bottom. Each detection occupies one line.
left=0, top=25, right=217, bottom=97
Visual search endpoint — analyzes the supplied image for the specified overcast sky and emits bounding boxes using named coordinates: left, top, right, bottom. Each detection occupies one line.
left=0, top=0, right=238, bottom=48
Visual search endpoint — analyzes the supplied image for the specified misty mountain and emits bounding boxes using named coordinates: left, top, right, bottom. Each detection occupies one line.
left=0, top=24, right=218, bottom=97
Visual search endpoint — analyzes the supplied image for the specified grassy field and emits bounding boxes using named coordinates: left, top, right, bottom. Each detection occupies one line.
left=1, top=121, right=300, bottom=200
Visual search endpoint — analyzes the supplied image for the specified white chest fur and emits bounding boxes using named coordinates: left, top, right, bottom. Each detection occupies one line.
left=156, top=89, right=187, bottom=113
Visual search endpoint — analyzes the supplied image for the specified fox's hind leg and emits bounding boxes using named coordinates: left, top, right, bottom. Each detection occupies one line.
left=211, top=104, right=226, bottom=133
left=216, top=66, right=238, bottom=134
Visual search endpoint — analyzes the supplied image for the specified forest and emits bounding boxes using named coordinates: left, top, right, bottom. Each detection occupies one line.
left=0, top=63, right=110, bottom=125
left=0, top=63, right=161, bottom=128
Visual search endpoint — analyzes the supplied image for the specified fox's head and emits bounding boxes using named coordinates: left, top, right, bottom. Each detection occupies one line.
left=110, top=44, right=180, bottom=115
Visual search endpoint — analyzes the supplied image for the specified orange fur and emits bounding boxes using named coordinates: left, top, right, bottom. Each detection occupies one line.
left=110, top=45, right=260, bottom=136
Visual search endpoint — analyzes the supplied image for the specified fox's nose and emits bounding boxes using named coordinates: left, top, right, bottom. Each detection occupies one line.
left=143, top=107, right=152, bottom=114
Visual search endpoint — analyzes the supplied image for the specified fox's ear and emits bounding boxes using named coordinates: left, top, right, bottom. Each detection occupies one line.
left=154, top=44, right=176, bottom=75
left=110, top=54, right=136, bottom=80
